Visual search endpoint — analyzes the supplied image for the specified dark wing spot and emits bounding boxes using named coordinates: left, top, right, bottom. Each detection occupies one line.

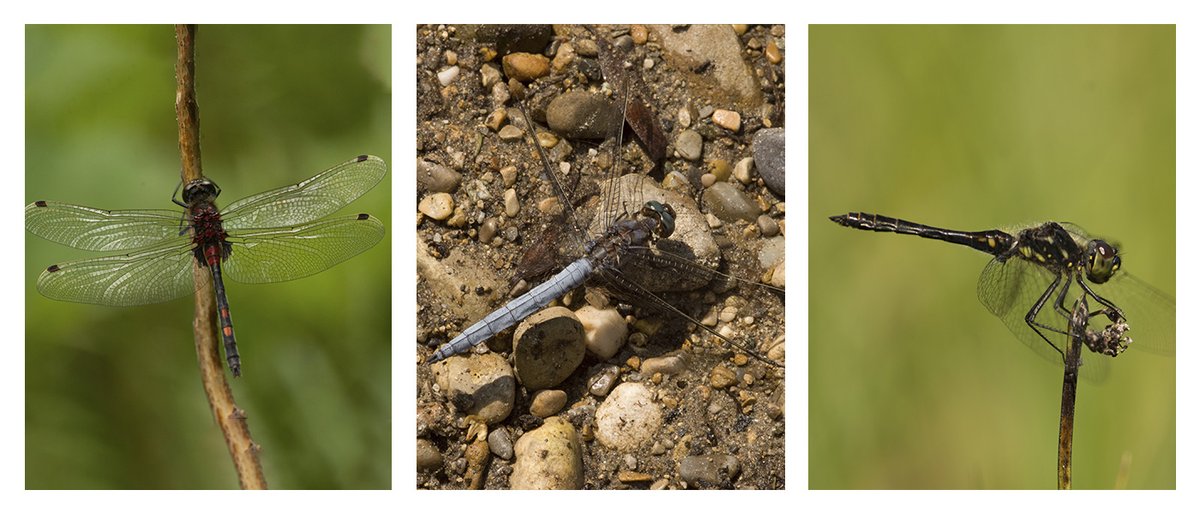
left=47, top=264, right=61, bottom=273
left=357, top=213, right=370, bottom=220
left=355, top=154, right=368, bottom=162
left=34, top=201, right=48, bottom=207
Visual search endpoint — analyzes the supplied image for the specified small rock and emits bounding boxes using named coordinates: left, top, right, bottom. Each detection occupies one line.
left=698, top=105, right=715, bottom=119
left=576, top=305, right=628, bottom=359
left=757, top=214, right=779, bottom=237
left=479, top=218, right=499, bottom=244
left=530, top=389, right=568, bottom=418
left=416, top=159, right=461, bottom=194
left=641, top=352, right=687, bottom=376
left=499, top=165, right=518, bottom=187
left=712, top=109, right=741, bottom=132
left=513, top=307, right=586, bottom=390
left=488, top=427, right=515, bottom=460
left=536, top=130, right=559, bottom=148
left=574, top=39, right=599, bottom=57
left=675, top=130, right=703, bottom=161
left=436, top=65, right=460, bottom=86
left=416, top=438, right=443, bottom=472
left=677, top=104, right=696, bottom=128
left=491, top=82, right=511, bottom=108
left=733, top=157, right=754, bottom=184
left=767, top=337, right=785, bottom=362
left=643, top=58, right=655, bottom=70
left=485, top=108, right=508, bottom=132
left=630, top=25, right=648, bottom=45
left=709, top=159, right=731, bottom=182
left=767, top=260, right=786, bottom=288
left=752, top=128, right=785, bottom=196
left=546, top=91, right=622, bottom=139
left=594, top=382, right=663, bottom=450
left=503, top=188, right=520, bottom=217
left=702, top=182, right=762, bottom=222
left=618, top=470, right=653, bottom=483
left=710, top=364, right=737, bottom=389
left=765, top=39, right=783, bottom=64
left=587, top=365, right=621, bottom=397
left=431, top=352, right=516, bottom=424
left=731, top=24, right=749, bottom=36
left=511, top=417, right=584, bottom=489
left=679, top=454, right=741, bottom=488
left=552, top=42, right=575, bottom=72
left=498, top=124, right=524, bottom=141
left=650, top=478, right=670, bottom=490
left=502, top=52, right=550, bottom=82
left=758, top=236, right=785, bottom=269
left=623, top=454, right=638, bottom=470
left=444, top=50, right=457, bottom=66
left=418, top=192, right=455, bottom=221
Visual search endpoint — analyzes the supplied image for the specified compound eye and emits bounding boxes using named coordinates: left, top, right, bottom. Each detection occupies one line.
left=182, top=179, right=220, bottom=205
left=1085, top=240, right=1119, bottom=284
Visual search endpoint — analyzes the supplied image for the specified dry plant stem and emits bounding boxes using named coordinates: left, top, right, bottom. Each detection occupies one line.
left=1057, top=297, right=1087, bottom=490
left=175, top=23, right=267, bottom=490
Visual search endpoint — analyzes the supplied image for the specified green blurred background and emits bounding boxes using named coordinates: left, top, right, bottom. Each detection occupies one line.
left=810, top=25, right=1174, bottom=489
left=25, top=25, right=391, bottom=489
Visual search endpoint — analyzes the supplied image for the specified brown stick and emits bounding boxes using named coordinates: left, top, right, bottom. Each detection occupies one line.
left=175, top=24, right=267, bottom=490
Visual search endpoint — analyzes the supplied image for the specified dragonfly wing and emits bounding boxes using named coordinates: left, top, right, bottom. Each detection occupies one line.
left=36, top=240, right=197, bottom=306
left=223, top=214, right=384, bottom=284
left=1094, top=272, right=1175, bottom=356
left=25, top=202, right=182, bottom=251
left=221, top=155, right=387, bottom=230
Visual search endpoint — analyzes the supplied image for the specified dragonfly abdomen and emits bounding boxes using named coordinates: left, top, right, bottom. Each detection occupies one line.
left=426, top=257, right=596, bottom=364
left=831, top=212, right=1015, bottom=257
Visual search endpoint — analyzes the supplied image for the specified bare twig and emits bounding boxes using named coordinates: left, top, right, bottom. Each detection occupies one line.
left=175, top=23, right=267, bottom=490
left=1057, top=294, right=1087, bottom=490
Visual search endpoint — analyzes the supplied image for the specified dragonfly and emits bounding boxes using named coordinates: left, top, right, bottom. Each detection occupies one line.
left=420, top=30, right=784, bottom=369
left=26, top=154, right=388, bottom=377
left=829, top=212, right=1174, bottom=380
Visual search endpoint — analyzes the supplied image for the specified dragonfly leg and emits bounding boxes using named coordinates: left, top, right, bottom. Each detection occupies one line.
left=1024, top=273, right=1068, bottom=359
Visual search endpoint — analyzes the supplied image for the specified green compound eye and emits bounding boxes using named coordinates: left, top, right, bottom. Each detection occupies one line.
left=1085, top=239, right=1119, bottom=284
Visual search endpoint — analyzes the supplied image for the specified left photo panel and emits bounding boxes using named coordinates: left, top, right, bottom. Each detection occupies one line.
left=25, top=25, right=392, bottom=489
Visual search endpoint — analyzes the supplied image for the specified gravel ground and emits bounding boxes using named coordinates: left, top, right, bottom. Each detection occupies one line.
left=415, top=24, right=786, bottom=490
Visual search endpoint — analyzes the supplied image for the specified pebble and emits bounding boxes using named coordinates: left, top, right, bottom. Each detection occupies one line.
left=488, top=427, right=515, bottom=460
left=698, top=105, right=715, bottom=119
left=431, top=352, right=516, bottom=424
left=418, top=192, right=455, bottom=220
left=436, top=65, right=460, bottom=86
left=731, top=24, right=749, bottom=36
left=758, top=236, right=785, bottom=269
left=618, top=470, right=653, bottom=483
left=752, top=128, right=785, bottom=196
left=498, top=124, right=524, bottom=141
left=651, top=478, right=670, bottom=490
left=530, top=389, right=568, bottom=418
left=512, top=307, right=586, bottom=390
left=712, top=109, right=741, bottom=132
left=479, top=217, right=499, bottom=244
left=630, top=25, right=648, bottom=45
left=733, top=157, right=754, bottom=184
left=767, top=337, right=785, bottom=362
left=700, top=173, right=716, bottom=188
left=546, top=91, right=622, bottom=139
left=675, top=130, right=703, bottom=161
left=536, top=130, right=559, bottom=148
left=552, top=42, right=575, bottom=72
left=709, top=159, right=731, bottom=182
left=710, top=364, right=737, bottom=389
left=767, top=259, right=786, bottom=288
left=574, top=38, right=599, bottom=57
left=491, top=82, right=511, bottom=108
left=503, top=188, right=520, bottom=217
left=594, top=382, right=663, bottom=450
left=640, top=352, right=687, bottom=376
left=757, top=214, right=779, bottom=237
left=502, top=52, right=550, bottom=82
left=511, top=417, right=584, bottom=489
left=587, top=365, right=621, bottom=397
left=719, top=305, right=738, bottom=323
left=643, top=58, right=655, bottom=70
left=701, top=182, right=762, bottom=222
left=416, top=438, right=442, bottom=472
left=416, top=158, right=461, bottom=194
left=499, top=165, right=517, bottom=187
left=576, top=305, right=628, bottom=359
left=485, top=108, right=507, bottom=132
left=623, top=454, right=638, bottom=470
left=677, top=104, right=696, bottom=128
left=765, top=39, right=783, bottom=64
left=444, top=50, right=457, bottom=66
left=679, top=454, right=741, bottom=488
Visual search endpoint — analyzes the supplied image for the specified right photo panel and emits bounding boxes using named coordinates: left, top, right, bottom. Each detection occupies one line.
left=810, top=25, right=1175, bottom=489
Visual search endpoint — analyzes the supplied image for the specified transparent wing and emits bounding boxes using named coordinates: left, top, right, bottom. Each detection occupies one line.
left=25, top=201, right=182, bottom=251
left=36, top=240, right=197, bottom=306
left=977, top=257, right=1111, bottom=382
left=221, top=155, right=387, bottom=230
left=224, top=214, right=385, bottom=284
left=1091, top=271, right=1175, bottom=356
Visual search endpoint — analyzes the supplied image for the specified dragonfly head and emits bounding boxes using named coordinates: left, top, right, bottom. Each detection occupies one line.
left=641, top=201, right=676, bottom=238
left=1084, top=239, right=1121, bottom=284
left=182, top=178, right=222, bottom=206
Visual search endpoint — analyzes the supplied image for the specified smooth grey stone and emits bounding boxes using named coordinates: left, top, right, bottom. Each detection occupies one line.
left=752, top=128, right=785, bottom=196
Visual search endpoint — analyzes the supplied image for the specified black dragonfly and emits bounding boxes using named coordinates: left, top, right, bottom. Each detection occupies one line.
left=830, top=212, right=1174, bottom=380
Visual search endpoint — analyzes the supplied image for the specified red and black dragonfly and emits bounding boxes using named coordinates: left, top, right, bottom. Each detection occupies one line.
left=26, top=154, right=387, bottom=377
